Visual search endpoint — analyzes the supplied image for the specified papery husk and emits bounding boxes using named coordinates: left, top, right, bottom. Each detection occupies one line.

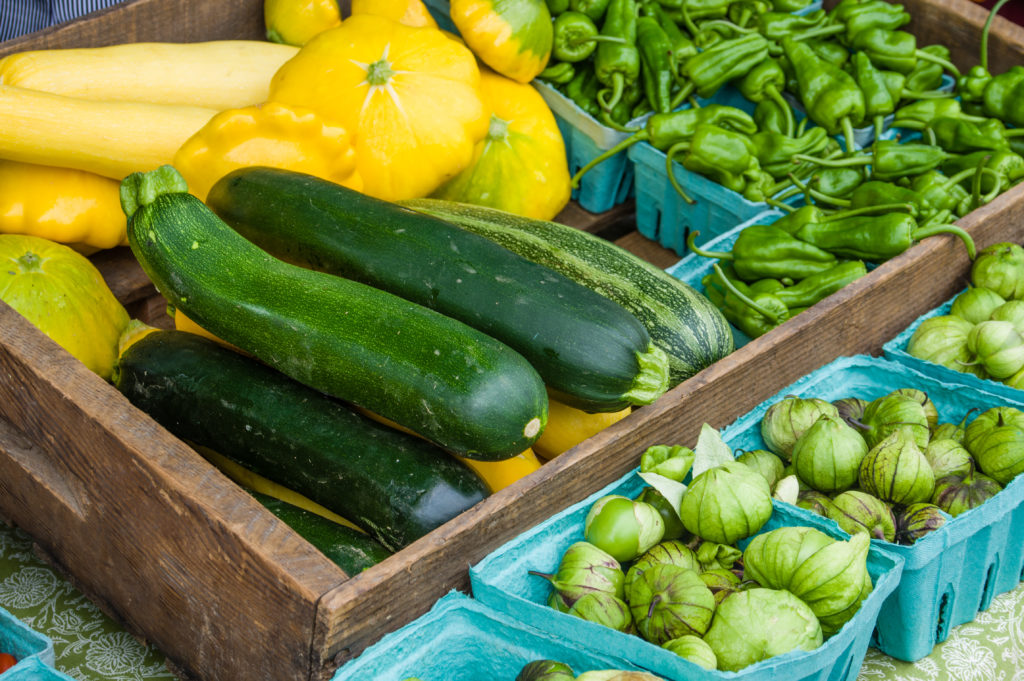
left=950, top=287, right=1006, bottom=325
left=626, top=564, right=716, bottom=645
left=964, top=406, right=1024, bottom=455
left=888, top=388, right=939, bottom=432
left=905, top=315, right=975, bottom=374
left=894, top=502, right=947, bottom=545
left=932, top=470, right=1004, bottom=516
left=858, top=395, right=931, bottom=449
left=742, top=526, right=835, bottom=592
left=858, top=428, right=935, bottom=505
left=538, top=541, right=625, bottom=606
left=679, top=462, right=772, bottom=545
left=760, top=396, right=839, bottom=461
left=827, top=490, right=896, bottom=542
left=624, top=540, right=700, bottom=594
left=567, top=591, right=634, bottom=632
left=968, top=321, right=1024, bottom=379
left=970, top=242, right=1024, bottom=300
left=923, top=438, right=974, bottom=479
left=662, top=634, right=718, bottom=670
left=973, top=424, right=1024, bottom=484
left=791, top=414, right=869, bottom=493
left=516, top=659, right=576, bottom=681
left=702, top=588, right=823, bottom=671
left=786, top=531, right=872, bottom=637
left=736, top=449, right=786, bottom=489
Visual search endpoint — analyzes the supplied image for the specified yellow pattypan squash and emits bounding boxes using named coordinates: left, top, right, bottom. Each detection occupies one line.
left=0, top=159, right=128, bottom=253
left=264, top=0, right=342, bottom=46
left=449, top=0, right=553, bottom=83
left=431, top=68, right=570, bottom=220
left=268, top=14, right=489, bottom=201
left=173, top=101, right=362, bottom=202
left=532, top=397, right=631, bottom=460
left=0, top=234, right=129, bottom=379
left=350, top=0, right=438, bottom=28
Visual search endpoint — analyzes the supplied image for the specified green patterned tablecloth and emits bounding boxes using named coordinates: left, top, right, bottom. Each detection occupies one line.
left=0, top=518, right=1022, bottom=680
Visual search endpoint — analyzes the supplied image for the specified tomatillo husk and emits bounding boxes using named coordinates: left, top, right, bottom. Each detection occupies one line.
left=905, top=315, right=977, bottom=375
left=967, top=321, right=1024, bottom=379
left=567, top=591, right=634, bottom=632
left=827, top=490, right=897, bottom=542
left=832, top=397, right=868, bottom=428
left=635, top=487, right=686, bottom=541
left=761, top=396, right=839, bottom=461
left=702, top=588, right=823, bottom=671
left=964, top=406, right=1024, bottom=455
left=624, top=540, right=700, bottom=595
left=640, top=445, right=695, bottom=482
left=932, top=470, right=1003, bottom=516
left=888, top=388, right=939, bottom=432
left=797, top=489, right=838, bottom=517
left=626, top=563, right=716, bottom=645
left=923, top=438, right=974, bottom=479
left=894, top=502, right=947, bottom=545
left=990, top=300, right=1024, bottom=335
left=970, top=242, right=1024, bottom=300
left=951, top=287, right=1006, bottom=325
left=534, top=541, right=625, bottom=606
left=973, top=424, right=1024, bottom=484
left=858, top=428, right=935, bottom=505
left=856, top=394, right=931, bottom=449
left=736, top=448, right=786, bottom=490
left=791, top=414, right=869, bottom=493
left=516, top=660, right=576, bottom=681
left=662, top=635, right=718, bottom=671
left=679, top=461, right=772, bottom=545
left=575, top=672, right=666, bottom=681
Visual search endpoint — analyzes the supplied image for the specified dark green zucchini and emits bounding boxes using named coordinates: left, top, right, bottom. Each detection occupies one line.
left=205, top=167, right=669, bottom=413
left=114, top=330, right=490, bottom=551
left=120, top=166, right=547, bottom=460
left=248, top=491, right=392, bottom=574
left=399, top=199, right=735, bottom=386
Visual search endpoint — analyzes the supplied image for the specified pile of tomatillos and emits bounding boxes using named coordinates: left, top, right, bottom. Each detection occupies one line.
left=759, top=391, right=1022, bottom=544
left=532, top=427, right=872, bottom=672
left=908, top=242, right=1024, bottom=388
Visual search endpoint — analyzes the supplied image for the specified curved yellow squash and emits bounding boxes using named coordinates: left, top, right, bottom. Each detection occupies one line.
left=0, top=160, right=128, bottom=252
left=449, top=0, right=552, bottom=83
left=0, top=235, right=129, bottom=379
left=268, top=13, right=488, bottom=200
left=532, top=397, right=631, bottom=460
left=265, top=0, right=343, bottom=46
left=350, top=0, right=438, bottom=28
left=432, top=68, right=570, bottom=220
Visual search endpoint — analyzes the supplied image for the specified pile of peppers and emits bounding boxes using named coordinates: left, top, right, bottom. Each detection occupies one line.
left=540, top=0, right=1024, bottom=213
left=539, top=0, right=1024, bottom=340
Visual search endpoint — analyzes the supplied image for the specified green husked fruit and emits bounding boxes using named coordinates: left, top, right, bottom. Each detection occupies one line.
left=207, top=168, right=669, bottom=413
left=121, top=166, right=548, bottom=460
left=398, top=198, right=735, bottom=386
left=113, top=331, right=490, bottom=551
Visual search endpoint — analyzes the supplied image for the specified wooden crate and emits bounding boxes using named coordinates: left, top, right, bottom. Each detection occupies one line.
left=0, top=2, right=1023, bottom=681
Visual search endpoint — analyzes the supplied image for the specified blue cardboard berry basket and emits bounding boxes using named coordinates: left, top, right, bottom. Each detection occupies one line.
left=330, top=591, right=644, bottom=681
left=663, top=210, right=785, bottom=350
left=0, top=605, right=55, bottom=674
left=469, top=471, right=902, bottom=681
left=881, top=291, right=1024, bottom=405
left=719, top=354, right=1024, bottom=662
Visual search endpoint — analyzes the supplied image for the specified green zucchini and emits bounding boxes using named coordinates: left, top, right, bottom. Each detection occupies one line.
left=205, top=167, right=669, bottom=413
left=120, top=166, right=547, bottom=460
left=399, top=199, right=735, bottom=386
left=249, top=491, right=392, bottom=575
left=113, top=330, right=490, bottom=551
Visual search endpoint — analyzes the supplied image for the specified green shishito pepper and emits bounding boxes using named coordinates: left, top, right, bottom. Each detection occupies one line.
left=687, top=225, right=838, bottom=282
left=552, top=11, right=630, bottom=63
left=595, top=0, right=640, bottom=112
left=708, top=263, right=790, bottom=338
left=752, top=127, right=831, bottom=179
left=756, top=9, right=827, bottom=41
left=984, top=66, right=1024, bottom=128
left=666, top=124, right=774, bottom=202
left=643, top=2, right=696, bottom=75
left=569, top=104, right=757, bottom=186
left=925, top=117, right=1024, bottom=154
left=912, top=170, right=975, bottom=218
left=737, top=58, right=795, bottom=136
left=774, top=260, right=869, bottom=309
left=570, top=0, right=613, bottom=21
left=677, top=33, right=771, bottom=103
left=851, top=51, right=898, bottom=140
left=770, top=202, right=914, bottom=235
left=942, top=150, right=1024, bottom=194
left=636, top=15, right=675, bottom=114
left=772, top=0, right=812, bottom=12
left=794, top=213, right=977, bottom=262
left=792, top=140, right=951, bottom=182
left=906, top=45, right=951, bottom=92
left=891, top=99, right=988, bottom=128
left=782, top=36, right=865, bottom=148
left=833, top=0, right=911, bottom=45
left=539, top=61, right=576, bottom=84
left=851, top=28, right=960, bottom=77
left=564, top=66, right=601, bottom=117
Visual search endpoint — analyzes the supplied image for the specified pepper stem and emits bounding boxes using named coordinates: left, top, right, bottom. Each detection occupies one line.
left=699, top=19, right=755, bottom=35
left=873, top=115, right=885, bottom=144
left=665, top=141, right=697, bottom=204
left=791, top=153, right=870, bottom=168
left=971, top=154, right=992, bottom=210
left=597, top=73, right=625, bottom=112
left=841, top=117, right=857, bottom=154
left=570, top=129, right=649, bottom=188
left=915, top=50, right=960, bottom=78
left=890, top=119, right=926, bottom=131
left=686, top=231, right=732, bottom=260
left=767, top=85, right=795, bottom=138
left=982, top=0, right=1013, bottom=72
left=787, top=173, right=851, bottom=207
left=669, top=80, right=696, bottom=111
left=823, top=202, right=918, bottom=222
left=713, top=264, right=785, bottom=323
left=911, top=223, right=977, bottom=260
left=901, top=88, right=955, bottom=100
left=570, top=35, right=629, bottom=46
left=790, top=23, right=845, bottom=42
